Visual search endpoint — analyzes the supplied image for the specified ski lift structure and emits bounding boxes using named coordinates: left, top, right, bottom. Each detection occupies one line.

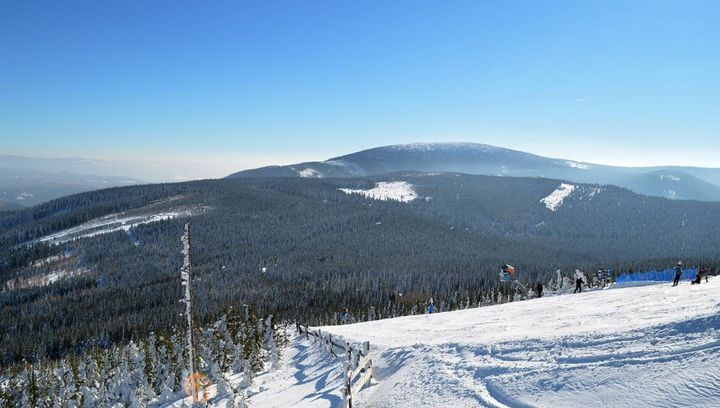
left=499, top=264, right=529, bottom=294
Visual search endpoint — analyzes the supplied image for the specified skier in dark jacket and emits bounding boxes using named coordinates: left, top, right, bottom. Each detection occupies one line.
left=536, top=283, right=544, bottom=298
left=672, top=262, right=683, bottom=286
left=574, top=277, right=584, bottom=293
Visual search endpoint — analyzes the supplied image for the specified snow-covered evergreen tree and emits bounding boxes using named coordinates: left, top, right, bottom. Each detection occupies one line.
left=155, top=338, right=176, bottom=403
left=128, top=341, right=155, bottom=404
left=556, top=269, right=563, bottom=290
left=263, top=316, right=280, bottom=369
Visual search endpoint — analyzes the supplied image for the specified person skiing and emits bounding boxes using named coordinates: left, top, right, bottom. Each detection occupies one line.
left=672, top=261, right=683, bottom=286
left=574, top=277, right=584, bottom=293
left=340, top=308, right=349, bottom=324
left=536, top=282, right=544, bottom=298
left=427, top=298, right=436, bottom=314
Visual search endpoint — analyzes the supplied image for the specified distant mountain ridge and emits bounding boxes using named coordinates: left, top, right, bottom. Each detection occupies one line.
left=0, top=156, right=143, bottom=208
left=227, top=142, right=720, bottom=201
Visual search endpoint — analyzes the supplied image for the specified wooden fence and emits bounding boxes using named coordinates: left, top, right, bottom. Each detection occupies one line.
left=297, top=323, right=374, bottom=408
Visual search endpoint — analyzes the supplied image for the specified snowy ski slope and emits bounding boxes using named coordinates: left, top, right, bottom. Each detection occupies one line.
left=177, top=280, right=720, bottom=407
left=317, top=280, right=720, bottom=407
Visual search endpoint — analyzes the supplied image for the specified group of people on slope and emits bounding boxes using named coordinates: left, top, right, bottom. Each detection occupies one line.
left=672, top=261, right=710, bottom=286
left=534, top=276, right=585, bottom=298
left=339, top=263, right=711, bottom=323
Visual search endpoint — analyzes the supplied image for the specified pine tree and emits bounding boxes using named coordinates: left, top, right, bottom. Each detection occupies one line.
left=155, top=338, right=176, bottom=403
left=128, top=341, right=155, bottom=404
left=263, top=316, right=279, bottom=369
left=144, top=333, right=159, bottom=393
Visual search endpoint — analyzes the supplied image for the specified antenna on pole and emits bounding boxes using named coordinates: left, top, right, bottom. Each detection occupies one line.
left=180, top=223, right=198, bottom=402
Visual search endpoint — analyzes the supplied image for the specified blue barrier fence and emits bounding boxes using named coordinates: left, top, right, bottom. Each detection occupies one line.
left=615, top=268, right=697, bottom=284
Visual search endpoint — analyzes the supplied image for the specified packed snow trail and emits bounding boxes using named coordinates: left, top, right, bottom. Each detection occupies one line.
left=165, top=332, right=346, bottom=407
left=321, top=279, right=720, bottom=407
left=247, top=334, right=346, bottom=407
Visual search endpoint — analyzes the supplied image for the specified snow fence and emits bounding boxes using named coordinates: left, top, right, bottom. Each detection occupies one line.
left=615, top=268, right=698, bottom=284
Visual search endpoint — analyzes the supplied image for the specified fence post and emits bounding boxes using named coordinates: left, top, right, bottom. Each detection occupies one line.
left=344, top=361, right=353, bottom=408
left=298, top=324, right=374, bottom=404
left=351, top=347, right=359, bottom=369
left=345, top=342, right=353, bottom=408
left=362, top=341, right=373, bottom=390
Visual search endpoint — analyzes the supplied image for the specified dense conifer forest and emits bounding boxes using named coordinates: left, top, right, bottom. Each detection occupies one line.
left=2, top=174, right=720, bottom=368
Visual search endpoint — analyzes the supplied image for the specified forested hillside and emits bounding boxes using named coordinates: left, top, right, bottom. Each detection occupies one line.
left=2, top=174, right=720, bottom=365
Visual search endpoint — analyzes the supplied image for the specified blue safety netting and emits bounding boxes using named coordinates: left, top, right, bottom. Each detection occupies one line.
left=615, top=268, right=698, bottom=284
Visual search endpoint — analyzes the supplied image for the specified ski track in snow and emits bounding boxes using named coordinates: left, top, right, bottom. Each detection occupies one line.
left=319, top=280, right=720, bottom=407
left=540, top=183, right=576, bottom=211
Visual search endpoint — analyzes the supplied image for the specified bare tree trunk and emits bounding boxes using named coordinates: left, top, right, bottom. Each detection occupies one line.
left=180, top=223, right=198, bottom=402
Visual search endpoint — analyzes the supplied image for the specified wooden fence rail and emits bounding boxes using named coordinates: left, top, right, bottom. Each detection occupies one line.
left=296, top=323, right=374, bottom=408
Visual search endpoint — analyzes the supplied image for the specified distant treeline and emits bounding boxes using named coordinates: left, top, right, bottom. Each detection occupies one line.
left=2, top=174, right=720, bottom=365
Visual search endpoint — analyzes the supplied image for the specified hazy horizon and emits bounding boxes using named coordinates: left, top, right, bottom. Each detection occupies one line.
left=2, top=1, right=719, bottom=179
left=5, top=139, right=720, bottom=182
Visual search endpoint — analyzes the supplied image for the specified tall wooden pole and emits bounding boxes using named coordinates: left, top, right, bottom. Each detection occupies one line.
left=180, top=223, right=198, bottom=402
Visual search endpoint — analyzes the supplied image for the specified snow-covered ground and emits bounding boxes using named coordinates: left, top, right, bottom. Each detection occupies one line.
left=30, top=207, right=205, bottom=246
left=339, top=181, right=417, bottom=203
left=540, top=183, right=576, bottom=211
left=295, top=168, right=323, bottom=178
left=565, top=161, right=590, bottom=170
left=164, top=281, right=720, bottom=407
left=316, top=280, right=720, bottom=407
left=165, top=333, right=347, bottom=408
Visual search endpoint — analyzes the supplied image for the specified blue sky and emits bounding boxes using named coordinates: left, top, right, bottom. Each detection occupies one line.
left=1, top=0, right=718, bottom=177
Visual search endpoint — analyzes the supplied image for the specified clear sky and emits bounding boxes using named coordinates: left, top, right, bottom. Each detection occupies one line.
left=1, top=0, right=719, bottom=178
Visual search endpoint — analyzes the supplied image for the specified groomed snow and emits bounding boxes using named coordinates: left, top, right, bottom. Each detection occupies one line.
left=339, top=181, right=417, bottom=203
left=540, top=183, right=576, bottom=211
left=32, top=208, right=203, bottom=246
left=319, top=280, right=720, bottom=407
left=165, top=281, right=720, bottom=407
